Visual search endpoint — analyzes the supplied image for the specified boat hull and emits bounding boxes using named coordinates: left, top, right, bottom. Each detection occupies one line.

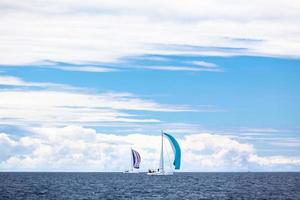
left=147, top=171, right=173, bottom=176
left=123, top=171, right=139, bottom=174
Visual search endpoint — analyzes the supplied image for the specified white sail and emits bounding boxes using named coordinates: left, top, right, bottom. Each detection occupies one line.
left=123, top=148, right=141, bottom=173
left=147, top=130, right=181, bottom=176
left=159, top=130, right=164, bottom=173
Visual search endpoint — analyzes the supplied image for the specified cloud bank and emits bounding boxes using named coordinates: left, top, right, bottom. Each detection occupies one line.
left=0, top=89, right=197, bottom=126
left=0, top=0, right=299, bottom=66
left=0, top=126, right=299, bottom=172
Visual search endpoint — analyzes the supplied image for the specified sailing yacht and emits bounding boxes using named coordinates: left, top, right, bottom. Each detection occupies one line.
left=147, top=131, right=181, bottom=176
left=123, top=148, right=141, bottom=173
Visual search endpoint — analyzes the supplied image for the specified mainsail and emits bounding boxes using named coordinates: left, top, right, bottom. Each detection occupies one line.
left=163, top=132, right=181, bottom=169
left=147, top=131, right=181, bottom=175
left=131, top=149, right=141, bottom=169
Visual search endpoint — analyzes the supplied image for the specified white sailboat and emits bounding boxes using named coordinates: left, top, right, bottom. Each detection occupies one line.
left=147, top=130, right=181, bottom=176
left=123, top=148, right=141, bottom=173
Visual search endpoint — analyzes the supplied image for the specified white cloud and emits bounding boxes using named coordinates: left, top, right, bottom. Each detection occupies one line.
left=0, top=88, right=198, bottom=126
left=238, top=128, right=282, bottom=133
left=250, top=155, right=300, bottom=166
left=1, top=0, right=300, bottom=22
left=54, top=66, right=117, bottom=73
left=0, top=0, right=299, bottom=66
left=0, top=126, right=299, bottom=171
left=0, top=75, right=68, bottom=88
left=270, top=139, right=300, bottom=147
left=0, top=75, right=93, bottom=93
left=0, top=74, right=220, bottom=128
left=142, top=66, right=222, bottom=72
left=192, top=61, right=218, bottom=68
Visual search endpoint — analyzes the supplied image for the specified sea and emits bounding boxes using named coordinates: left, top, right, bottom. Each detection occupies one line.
left=0, top=172, right=299, bottom=200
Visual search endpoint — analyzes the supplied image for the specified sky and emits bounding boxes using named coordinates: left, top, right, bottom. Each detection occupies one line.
left=0, top=0, right=300, bottom=172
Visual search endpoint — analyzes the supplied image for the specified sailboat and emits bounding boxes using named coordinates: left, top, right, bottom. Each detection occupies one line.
left=147, top=130, right=181, bottom=176
left=123, top=148, right=141, bottom=173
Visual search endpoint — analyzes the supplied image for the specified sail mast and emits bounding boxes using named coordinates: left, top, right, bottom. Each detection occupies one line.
left=159, top=130, right=164, bottom=173
left=130, top=148, right=133, bottom=172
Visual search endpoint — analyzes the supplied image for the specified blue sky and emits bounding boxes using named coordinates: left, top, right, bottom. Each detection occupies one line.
left=3, top=55, right=299, bottom=128
left=0, top=0, right=299, bottom=171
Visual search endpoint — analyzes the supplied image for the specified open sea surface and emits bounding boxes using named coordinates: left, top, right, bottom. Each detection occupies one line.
left=0, top=172, right=299, bottom=199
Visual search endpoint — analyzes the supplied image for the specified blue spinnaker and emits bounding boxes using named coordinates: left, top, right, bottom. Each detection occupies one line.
left=164, top=132, right=181, bottom=169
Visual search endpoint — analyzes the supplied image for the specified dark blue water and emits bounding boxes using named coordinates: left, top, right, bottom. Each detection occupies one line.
left=0, top=172, right=299, bottom=199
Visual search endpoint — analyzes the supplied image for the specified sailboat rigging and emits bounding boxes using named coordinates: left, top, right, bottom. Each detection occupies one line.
left=123, top=148, right=141, bottom=173
left=147, top=130, right=181, bottom=175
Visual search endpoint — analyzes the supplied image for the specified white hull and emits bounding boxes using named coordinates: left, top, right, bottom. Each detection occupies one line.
left=147, top=171, right=173, bottom=176
left=123, top=170, right=139, bottom=174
